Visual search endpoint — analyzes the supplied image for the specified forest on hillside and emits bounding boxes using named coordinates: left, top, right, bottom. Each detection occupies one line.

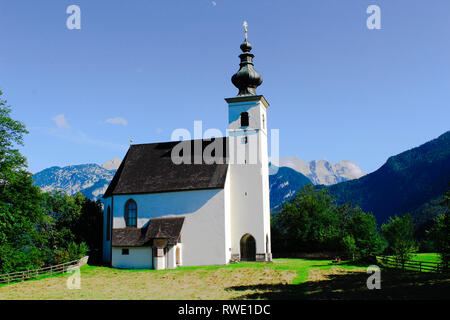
left=326, top=131, right=450, bottom=226
left=272, top=184, right=450, bottom=266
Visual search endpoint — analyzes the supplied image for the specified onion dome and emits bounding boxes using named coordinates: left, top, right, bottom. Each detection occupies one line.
left=231, top=38, right=263, bottom=96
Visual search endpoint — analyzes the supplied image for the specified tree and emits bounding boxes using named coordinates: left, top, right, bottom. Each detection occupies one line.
left=272, top=185, right=385, bottom=260
left=41, top=191, right=84, bottom=260
left=382, top=214, right=417, bottom=264
left=427, top=186, right=450, bottom=268
left=442, top=185, right=450, bottom=209
left=76, top=197, right=103, bottom=263
left=342, top=235, right=357, bottom=261
left=428, top=214, right=450, bottom=268
left=337, top=203, right=385, bottom=261
left=0, top=91, right=102, bottom=273
left=41, top=191, right=102, bottom=264
left=0, top=90, right=48, bottom=273
left=0, top=90, right=28, bottom=178
left=272, top=185, right=341, bottom=253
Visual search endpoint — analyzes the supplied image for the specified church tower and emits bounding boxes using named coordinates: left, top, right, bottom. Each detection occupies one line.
left=226, top=23, right=272, bottom=262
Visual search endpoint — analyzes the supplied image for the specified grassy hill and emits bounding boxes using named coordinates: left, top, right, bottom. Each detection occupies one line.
left=1, top=258, right=448, bottom=300
left=326, top=131, right=450, bottom=224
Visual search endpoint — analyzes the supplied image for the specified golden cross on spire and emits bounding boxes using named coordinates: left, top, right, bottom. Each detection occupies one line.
left=130, top=136, right=133, bottom=145
left=243, top=21, right=248, bottom=41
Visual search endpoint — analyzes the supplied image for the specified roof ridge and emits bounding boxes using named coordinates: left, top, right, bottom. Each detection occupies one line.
left=130, top=136, right=228, bottom=147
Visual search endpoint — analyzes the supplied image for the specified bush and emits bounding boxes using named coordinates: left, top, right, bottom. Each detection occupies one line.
left=53, top=242, right=89, bottom=265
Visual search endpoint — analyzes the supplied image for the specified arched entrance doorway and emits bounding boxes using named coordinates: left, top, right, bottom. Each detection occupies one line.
left=240, top=234, right=256, bottom=261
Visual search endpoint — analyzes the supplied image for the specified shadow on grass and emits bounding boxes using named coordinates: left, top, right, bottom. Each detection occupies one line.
left=226, top=269, right=450, bottom=300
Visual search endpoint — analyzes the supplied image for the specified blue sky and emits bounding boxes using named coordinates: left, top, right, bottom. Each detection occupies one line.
left=1, top=0, right=449, bottom=174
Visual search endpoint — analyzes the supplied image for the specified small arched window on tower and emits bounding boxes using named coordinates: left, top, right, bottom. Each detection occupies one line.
left=240, top=112, right=249, bottom=127
left=124, top=199, right=137, bottom=227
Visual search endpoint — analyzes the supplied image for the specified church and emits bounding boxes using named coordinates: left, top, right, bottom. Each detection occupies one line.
left=102, top=28, right=272, bottom=269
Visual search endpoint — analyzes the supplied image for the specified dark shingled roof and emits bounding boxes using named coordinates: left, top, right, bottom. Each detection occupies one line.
left=112, top=227, right=148, bottom=247
left=145, top=217, right=185, bottom=244
left=112, top=217, right=185, bottom=247
left=104, top=138, right=228, bottom=198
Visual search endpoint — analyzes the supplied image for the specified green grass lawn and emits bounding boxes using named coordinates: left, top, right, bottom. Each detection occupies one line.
left=382, top=252, right=440, bottom=263
left=377, top=253, right=443, bottom=272
left=412, top=253, right=441, bottom=263
left=0, top=258, right=448, bottom=300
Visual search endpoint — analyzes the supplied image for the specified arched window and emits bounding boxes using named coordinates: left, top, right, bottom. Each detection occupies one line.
left=240, top=112, right=249, bottom=127
left=124, top=199, right=137, bottom=227
left=106, top=206, right=111, bottom=241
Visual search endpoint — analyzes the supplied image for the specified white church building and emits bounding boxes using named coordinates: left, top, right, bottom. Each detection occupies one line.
left=102, top=31, right=273, bottom=269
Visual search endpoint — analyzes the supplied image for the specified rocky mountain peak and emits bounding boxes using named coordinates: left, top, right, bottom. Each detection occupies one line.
left=279, top=157, right=365, bottom=185
left=102, top=158, right=122, bottom=171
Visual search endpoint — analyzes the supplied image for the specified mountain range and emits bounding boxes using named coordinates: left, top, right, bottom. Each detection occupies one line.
left=33, top=155, right=362, bottom=202
left=33, top=161, right=119, bottom=200
left=33, top=159, right=316, bottom=209
left=34, top=156, right=360, bottom=209
left=33, top=130, right=450, bottom=225
left=326, top=130, right=450, bottom=225
left=278, top=158, right=365, bottom=185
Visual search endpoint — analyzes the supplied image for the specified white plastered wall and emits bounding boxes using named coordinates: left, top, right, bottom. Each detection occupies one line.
left=112, top=247, right=153, bottom=269
left=107, top=184, right=230, bottom=267
left=227, top=97, right=272, bottom=258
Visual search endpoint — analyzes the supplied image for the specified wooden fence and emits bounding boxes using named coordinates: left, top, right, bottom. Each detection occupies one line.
left=376, top=255, right=448, bottom=273
left=0, top=256, right=89, bottom=285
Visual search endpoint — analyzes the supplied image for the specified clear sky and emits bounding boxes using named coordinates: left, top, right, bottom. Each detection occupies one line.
left=1, top=0, right=449, bottom=174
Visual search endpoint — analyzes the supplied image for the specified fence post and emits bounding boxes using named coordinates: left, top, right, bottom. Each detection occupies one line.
left=419, top=262, right=421, bottom=272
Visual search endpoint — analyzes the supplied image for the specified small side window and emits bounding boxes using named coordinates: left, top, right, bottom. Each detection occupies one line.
left=122, top=248, right=129, bottom=255
left=240, top=112, right=249, bottom=127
